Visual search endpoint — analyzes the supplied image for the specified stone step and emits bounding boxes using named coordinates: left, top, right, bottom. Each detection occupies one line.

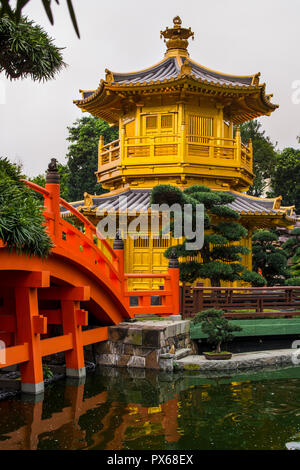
left=174, top=348, right=192, bottom=360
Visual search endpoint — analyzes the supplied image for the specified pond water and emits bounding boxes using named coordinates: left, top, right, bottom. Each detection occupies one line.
left=0, top=365, right=300, bottom=450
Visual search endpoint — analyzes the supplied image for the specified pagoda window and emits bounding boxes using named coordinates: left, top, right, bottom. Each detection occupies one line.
left=161, top=114, right=173, bottom=129
left=143, top=113, right=174, bottom=136
left=133, top=236, right=150, bottom=248
left=188, top=114, right=214, bottom=143
left=145, top=115, right=158, bottom=131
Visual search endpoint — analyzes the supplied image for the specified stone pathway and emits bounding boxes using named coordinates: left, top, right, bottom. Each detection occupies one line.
left=175, top=348, right=300, bottom=371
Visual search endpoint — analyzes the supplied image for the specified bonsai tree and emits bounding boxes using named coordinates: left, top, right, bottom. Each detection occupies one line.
left=150, top=184, right=266, bottom=287
left=192, top=308, right=242, bottom=354
left=283, top=227, right=300, bottom=286
left=252, top=229, right=289, bottom=286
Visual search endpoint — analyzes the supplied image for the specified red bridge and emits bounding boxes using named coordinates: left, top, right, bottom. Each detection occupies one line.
left=0, top=169, right=179, bottom=394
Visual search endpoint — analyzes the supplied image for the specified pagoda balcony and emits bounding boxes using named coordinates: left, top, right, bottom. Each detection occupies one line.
left=97, top=134, right=253, bottom=187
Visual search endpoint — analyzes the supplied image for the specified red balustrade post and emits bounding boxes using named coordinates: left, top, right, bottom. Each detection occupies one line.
left=113, top=231, right=125, bottom=296
left=167, top=249, right=180, bottom=317
left=44, top=159, right=61, bottom=243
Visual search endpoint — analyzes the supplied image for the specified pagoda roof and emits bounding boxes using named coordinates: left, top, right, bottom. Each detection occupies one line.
left=61, top=189, right=296, bottom=228
left=74, top=17, right=278, bottom=124
left=81, top=56, right=255, bottom=91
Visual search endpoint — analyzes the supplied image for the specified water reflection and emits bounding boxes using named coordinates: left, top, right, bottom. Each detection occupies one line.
left=0, top=365, right=300, bottom=450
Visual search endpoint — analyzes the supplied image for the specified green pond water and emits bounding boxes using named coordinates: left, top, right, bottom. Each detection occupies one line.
left=1, top=365, right=300, bottom=450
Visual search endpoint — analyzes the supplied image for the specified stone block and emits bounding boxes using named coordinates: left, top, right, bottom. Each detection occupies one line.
left=127, top=356, right=145, bottom=368
left=109, top=326, right=127, bottom=342
left=142, top=329, right=162, bottom=348
left=97, top=353, right=117, bottom=366
left=116, top=355, right=131, bottom=367
left=123, top=344, right=134, bottom=355
left=164, top=324, right=176, bottom=339
left=112, top=342, right=125, bottom=355
left=95, top=341, right=112, bottom=355
left=124, top=328, right=143, bottom=346
left=145, top=350, right=160, bottom=370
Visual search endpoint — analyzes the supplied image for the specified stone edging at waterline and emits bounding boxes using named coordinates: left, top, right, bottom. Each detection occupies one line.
left=174, top=349, right=300, bottom=371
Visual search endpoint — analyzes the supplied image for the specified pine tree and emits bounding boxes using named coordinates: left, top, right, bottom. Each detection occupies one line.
left=0, top=157, right=53, bottom=257
left=252, top=229, right=289, bottom=286
left=150, top=184, right=266, bottom=287
left=0, top=15, right=65, bottom=81
left=283, top=228, right=300, bottom=286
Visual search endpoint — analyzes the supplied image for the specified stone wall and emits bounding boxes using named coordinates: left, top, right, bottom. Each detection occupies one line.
left=95, top=320, right=196, bottom=371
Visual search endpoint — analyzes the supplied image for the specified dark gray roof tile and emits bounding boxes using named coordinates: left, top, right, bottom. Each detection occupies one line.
left=61, top=189, right=294, bottom=219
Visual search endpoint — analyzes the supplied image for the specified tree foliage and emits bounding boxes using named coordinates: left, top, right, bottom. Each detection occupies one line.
left=191, top=308, right=242, bottom=353
left=0, top=14, right=65, bottom=81
left=66, top=116, right=118, bottom=201
left=239, top=120, right=278, bottom=197
left=150, top=184, right=266, bottom=287
left=0, top=157, right=53, bottom=257
left=30, top=162, right=70, bottom=201
left=269, top=148, right=300, bottom=213
left=252, top=229, right=289, bottom=286
left=0, top=0, right=79, bottom=37
left=283, top=227, right=300, bottom=286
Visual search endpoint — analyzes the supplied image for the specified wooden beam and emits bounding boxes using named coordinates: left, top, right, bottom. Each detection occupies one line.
left=0, top=343, right=29, bottom=368
left=38, top=286, right=90, bottom=301
left=40, top=309, right=62, bottom=325
left=0, top=271, right=50, bottom=288
left=40, top=333, right=73, bottom=357
left=82, top=327, right=108, bottom=346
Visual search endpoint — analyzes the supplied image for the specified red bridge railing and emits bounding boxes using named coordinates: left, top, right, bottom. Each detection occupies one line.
left=23, top=178, right=180, bottom=317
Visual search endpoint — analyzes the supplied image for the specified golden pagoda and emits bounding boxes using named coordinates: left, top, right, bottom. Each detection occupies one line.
left=69, top=17, right=296, bottom=288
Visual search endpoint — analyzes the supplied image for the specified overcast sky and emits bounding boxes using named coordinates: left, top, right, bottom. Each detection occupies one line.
left=1, top=0, right=300, bottom=177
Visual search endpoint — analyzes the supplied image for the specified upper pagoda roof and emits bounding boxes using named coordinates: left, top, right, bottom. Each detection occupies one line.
left=74, top=17, right=278, bottom=124
left=80, top=55, right=254, bottom=91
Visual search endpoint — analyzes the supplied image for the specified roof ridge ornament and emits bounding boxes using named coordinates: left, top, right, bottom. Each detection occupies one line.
left=160, top=16, right=194, bottom=57
left=105, top=69, right=114, bottom=85
left=179, top=59, right=192, bottom=77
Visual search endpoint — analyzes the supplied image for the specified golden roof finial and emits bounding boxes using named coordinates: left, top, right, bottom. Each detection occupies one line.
left=160, top=16, right=194, bottom=57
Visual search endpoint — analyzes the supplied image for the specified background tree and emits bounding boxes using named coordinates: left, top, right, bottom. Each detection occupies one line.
left=0, top=14, right=65, bottom=81
left=0, top=157, right=52, bottom=256
left=252, top=229, right=289, bottom=286
left=150, top=184, right=266, bottom=287
left=30, top=162, right=70, bottom=200
left=282, top=227, right=300, bottom=286
left=66, top=116, right=118, bottom=201
left=239, top=120, right=278, bottom=197
left=269, top=148, right=300, bottom=213
left=0, top=0, right=79, bottom=37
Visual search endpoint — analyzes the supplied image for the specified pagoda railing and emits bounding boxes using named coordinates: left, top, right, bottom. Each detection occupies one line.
left=186, top=135, right=252, bottom=173
left=97, top=134, right=253, bottom=174
left=99, top=138, right=120, bottom=165
left=125, top=135, right=180, bottom=159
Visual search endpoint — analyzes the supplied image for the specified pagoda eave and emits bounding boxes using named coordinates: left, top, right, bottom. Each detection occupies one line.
left=74, top=78, right=277, bottom=125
